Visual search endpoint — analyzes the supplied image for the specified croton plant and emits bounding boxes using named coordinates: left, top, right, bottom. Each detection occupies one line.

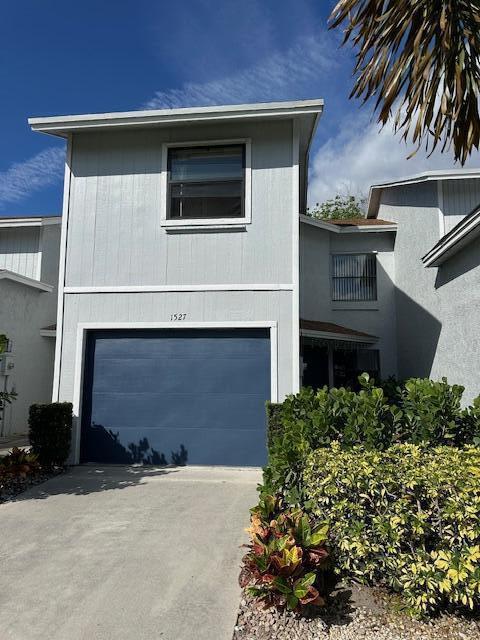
left=239, top=494, right=333, bottom=612
left=0, top=447, right=40, bottom=479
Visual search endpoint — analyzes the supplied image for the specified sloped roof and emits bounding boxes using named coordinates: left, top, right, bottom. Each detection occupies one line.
left=423, top=204, right=480, bottom=267
left=300, top=319, right=378, bottom=343
left=0, top=270, right=53, bottom=292
left=329, top=218, right=395, bottom=227
left=29, top=99, right=324, bottom=138
left=0, top=216, right=61, bottom=228
left=367, top=169, right=480, bottom=218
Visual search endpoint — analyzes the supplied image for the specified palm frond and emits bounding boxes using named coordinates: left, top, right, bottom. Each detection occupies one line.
left=329, top=0, right=480, bottom=164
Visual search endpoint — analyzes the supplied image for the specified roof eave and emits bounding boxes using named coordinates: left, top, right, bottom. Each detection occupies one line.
left=367, top=169, right=480, bottom=218
left=300, top=328, right=378, bottom=344
left=28, top=99, right=325, bottom=138
left=0, top=270, right=54, bottom=292
left=0, top=216, right=61, bottom=228
left=300, top=214, right=396, bottom=233
left=422, top=208, right=480, bottom=267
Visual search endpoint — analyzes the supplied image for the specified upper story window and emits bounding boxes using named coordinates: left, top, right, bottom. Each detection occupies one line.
left=167, top=144, right=245, bottom=221
left=331, top=253, right=377, bottom=301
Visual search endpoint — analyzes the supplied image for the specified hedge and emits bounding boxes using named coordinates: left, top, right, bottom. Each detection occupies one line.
left=263, top=375, right=480, bottom=500
left=267, top=375, right=480, bottom=452
left=302, top=444, right=480, bottom=616
left=28, top=402, right=73, bottom=467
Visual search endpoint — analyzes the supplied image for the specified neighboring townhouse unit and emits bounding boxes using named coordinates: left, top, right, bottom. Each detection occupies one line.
left=299, top=215, right=397, bottom=389
left=367, top=170, right=480, bottom=404
left=0, top=216, right=61, bottom=436
left=30, top=100, right=326, bottom=467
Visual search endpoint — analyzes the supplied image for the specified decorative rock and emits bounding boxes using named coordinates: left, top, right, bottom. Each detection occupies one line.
left=232, top=590, right=480, bottom=640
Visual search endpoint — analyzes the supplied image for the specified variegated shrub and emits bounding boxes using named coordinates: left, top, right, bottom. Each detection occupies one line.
left=303, top=444, right=480, bottom=615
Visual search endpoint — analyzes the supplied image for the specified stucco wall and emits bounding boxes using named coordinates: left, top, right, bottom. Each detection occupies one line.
left=299, top=223, right=397, bottom=379
left=430, top=237, right=480, bottom=403
left=377, top=180, right=480, bottom=404
left=0, top=224, right=60, bottom=435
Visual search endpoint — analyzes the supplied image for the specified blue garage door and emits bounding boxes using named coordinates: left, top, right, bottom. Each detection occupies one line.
left=80, top=329, right=270, bottom=466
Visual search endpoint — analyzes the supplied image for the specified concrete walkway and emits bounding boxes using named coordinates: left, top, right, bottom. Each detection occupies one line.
left=0, top=465, right=261, bottom=640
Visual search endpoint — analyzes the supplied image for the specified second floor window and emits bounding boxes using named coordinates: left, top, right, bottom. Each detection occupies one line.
left=167, top=144, right=245, bottom=220
left=331, top=253, right=377, bottom=301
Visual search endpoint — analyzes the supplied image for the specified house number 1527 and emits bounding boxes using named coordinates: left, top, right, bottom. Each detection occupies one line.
left=170, top=313, right=187, bottom=321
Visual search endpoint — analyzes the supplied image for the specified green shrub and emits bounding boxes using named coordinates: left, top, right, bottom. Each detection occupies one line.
left=303, top=444, right=480, bottom=615
left=457, top=396, right=480, bottom=447
left=263, top=375, right=480, bottom=500
left=398, top=378, right=465, bottom=444
left=28, top=402, right=73, bottom=467
left=263, top=375, right=401, bottom=501
left=239, top=494, right=334, bottom=612
left=266, top=402, right=284, bottom=447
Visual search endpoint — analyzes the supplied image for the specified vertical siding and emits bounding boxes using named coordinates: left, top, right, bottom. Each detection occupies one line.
left=0, top=228, right=40, bottom=279
left=442, top=178, right=480, bottom=233
left=39, top=224, right=61, bottom=287
left=58, top=290, right=294, bottom=411
left=65, top=120, right=293, bottom=287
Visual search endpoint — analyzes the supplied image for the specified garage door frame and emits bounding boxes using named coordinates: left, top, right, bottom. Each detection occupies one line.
left=71, top=321, right=278, bottom=464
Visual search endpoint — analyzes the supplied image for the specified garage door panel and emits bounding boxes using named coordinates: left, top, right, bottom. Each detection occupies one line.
left=92, top=356, right=269, bottom=395
left=85, top=424, right=267, bottom=467
left=81, top=329, right=271, bottom=466
left=92, top=331, right=270, bottom=359
left=90, top=391, right=267, bottom=431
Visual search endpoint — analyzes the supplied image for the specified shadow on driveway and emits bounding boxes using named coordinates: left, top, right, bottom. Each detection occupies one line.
left=12, top=464, right=181, bottom=501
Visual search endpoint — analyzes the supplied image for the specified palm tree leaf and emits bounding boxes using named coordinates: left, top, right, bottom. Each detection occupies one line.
left=329, top=0, right=480, bottom=163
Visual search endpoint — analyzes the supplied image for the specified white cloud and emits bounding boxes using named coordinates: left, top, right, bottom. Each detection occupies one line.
left=144, top=34, right=336, bottom=109
left=1, top=33, right=338, bottom=210
left=0, top=146, right=65, bottom=210
left=308, top=112, right=480, bottom=205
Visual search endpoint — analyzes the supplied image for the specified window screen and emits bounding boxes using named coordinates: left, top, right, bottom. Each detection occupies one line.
left=167, top=145, right=245, bottom=219
left=331, top=253, right=377, bottom=301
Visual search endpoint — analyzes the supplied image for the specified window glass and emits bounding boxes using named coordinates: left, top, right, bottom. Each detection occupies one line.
left=167, top=145, right=245, bottom=219
left=333, top=348, right=380, bottom=389
left=332, top=254, right=377, bottom=301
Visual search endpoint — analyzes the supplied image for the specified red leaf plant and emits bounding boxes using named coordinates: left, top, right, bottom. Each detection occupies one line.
left=239, top=494, right=333, bottom=612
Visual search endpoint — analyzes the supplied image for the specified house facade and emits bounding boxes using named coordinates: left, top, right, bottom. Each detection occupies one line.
left=28, top=100, right=480, bottom=466
left=30, top=100, right=325, bottom=466
left=0, top=216, right=61, bottom=436
left=367, top=170, right=480, bottom=404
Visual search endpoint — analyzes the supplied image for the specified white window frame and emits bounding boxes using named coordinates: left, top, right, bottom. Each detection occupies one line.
left=160, top=138, right=252, bottom=229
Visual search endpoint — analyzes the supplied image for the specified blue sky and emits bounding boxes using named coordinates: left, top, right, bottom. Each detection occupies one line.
left=1, top=0, right=478, bottom=216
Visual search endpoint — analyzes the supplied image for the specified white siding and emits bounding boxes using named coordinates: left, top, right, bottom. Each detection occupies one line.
left=442, top=178, right=480, bottom=233
left=57, top=117, right=299, bottom=441
left=59, top=290, right=294, bottom=453
left=65, top=120, right=294, bottom=288
left=0, top=227, right=40, bottom=279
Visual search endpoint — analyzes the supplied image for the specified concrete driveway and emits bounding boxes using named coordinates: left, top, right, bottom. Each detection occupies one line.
left=0, top=465, right=261, bottom=640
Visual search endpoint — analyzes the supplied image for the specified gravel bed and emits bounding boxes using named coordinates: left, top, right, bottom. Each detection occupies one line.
left=233, top=587, right=480, bottom=640
left=0, top=468, right=64, bottom=504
